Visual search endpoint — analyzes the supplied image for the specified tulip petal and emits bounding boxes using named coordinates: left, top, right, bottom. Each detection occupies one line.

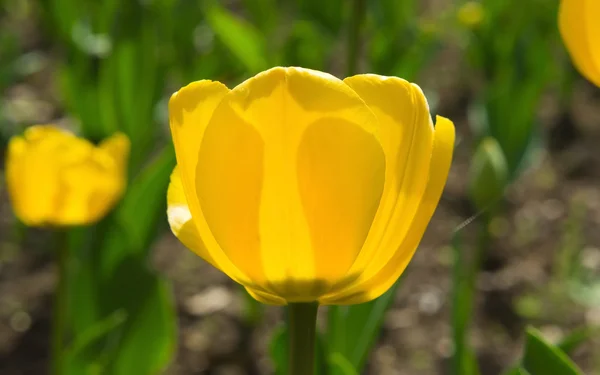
left=60, top=132, right=131, bottom=224
left=328, top=76, right=434, bottom=291
left=6, top=125, right=128, bottom=226
left=99, top=132, right=130, bottom=173
left=167, top=166, right=213, bottom=262
left=167, top=166, right=279, bottom=297
left=559, top=0, right=600, bottom=87
left=169, top=80, right=257, bottom=286
left=23, top=125, right=65, bottom=141
left=296, top=117, right=385, bottom=295
left=54, top=133, right=127, bottom=225
left=8, top=126, right=83, bottom=225
left=5, top=135, right=31, bottom=223
left=321, top=116, right=455, bottom=304
left=245, top=287, right=286, bottom=305
left=55, top=159, right=115, bottom=225
left=196, top=67, right=384, bottom=300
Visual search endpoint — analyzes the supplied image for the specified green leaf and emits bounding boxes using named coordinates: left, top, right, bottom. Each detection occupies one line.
left=102, top=258, right=176, bottom=375
left=67, top=225, right=104, bottom=339
left=100, top=146, right=175, bottom=276
left=503, top=368, right=531, bottom=375
left=206, top=6, right=269, bottom=73
left=48, top=0, right=80, bottom=41
left=59, top=60, right=103, bottom=140
left=558, top=326, right=600, bottom=354
left=282, top=21, right=330, bottom=70
left=297, top=0, right=346, bottom=33
left=521, top=327, right=583, bottom=375
left=240, top=288, right=264, bottom=325
left=269, top=325, right=288, bottom=375
left=242, top=0, right=278, bottom=32
left=111, top=26, right=162, bottom=172
left=117, top=146, right=174, bottom=253
left=328, top=353, right=358, bottom=375
left=501, top=326, right=596, bottom=375
left=97, top=51, right=120, bottom=137
left=114, top=39, right=139, bottom=136
left=64, top=308, right=127, bottom=371
left=327, top=276, right=403, bottom=373
left=66, top=250, right=176, bottom=375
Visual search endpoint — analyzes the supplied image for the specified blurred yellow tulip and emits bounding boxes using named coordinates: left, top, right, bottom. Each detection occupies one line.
left=167, top=67, right=454, bottom=305
left=559, top=0, right=600, bottom=87
left=457, top=1, right=484, bottom=29
left=6, top=125, right=129, bottom=226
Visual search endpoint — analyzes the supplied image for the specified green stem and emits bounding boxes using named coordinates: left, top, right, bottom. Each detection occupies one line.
left=451, top=216, right=490, bottom=375
left=52, top=230, right=69, bottom=375
left=288, top=303, right=318, bottom=375
left=346, top=0, right=366, bottom=76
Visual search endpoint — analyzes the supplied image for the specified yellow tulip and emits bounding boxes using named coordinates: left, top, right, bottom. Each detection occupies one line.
left=167, top=67, right=454, bottom=305
left=6, top=125, right=129, bottom=226
left=559, top=0, right=600, bottom=87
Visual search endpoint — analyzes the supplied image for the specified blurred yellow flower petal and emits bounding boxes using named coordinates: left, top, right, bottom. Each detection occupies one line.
left=99, top=132, right=130, bottom=173
left=559, top=0, right=600, bottom=87
left=5, top=125, right=129, bottom=226
left=457, top=1, right=484, bottom=29
left=167, top=67, right=455, bottom=305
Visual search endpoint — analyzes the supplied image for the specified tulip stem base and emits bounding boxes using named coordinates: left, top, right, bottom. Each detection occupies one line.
left=52, top=231, right=68, bottom=375
left=288, top=302, right=318, bottom=375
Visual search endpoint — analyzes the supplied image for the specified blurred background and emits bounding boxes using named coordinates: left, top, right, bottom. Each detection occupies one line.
left=1, top=0, right=600, bottom=374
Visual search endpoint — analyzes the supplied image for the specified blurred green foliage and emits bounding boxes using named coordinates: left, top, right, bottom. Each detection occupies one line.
left=450, top=1, right=589, bottom=374
left=463, top=0, right=560, bottom=176
left=0, top=0, right=598, bottom=373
